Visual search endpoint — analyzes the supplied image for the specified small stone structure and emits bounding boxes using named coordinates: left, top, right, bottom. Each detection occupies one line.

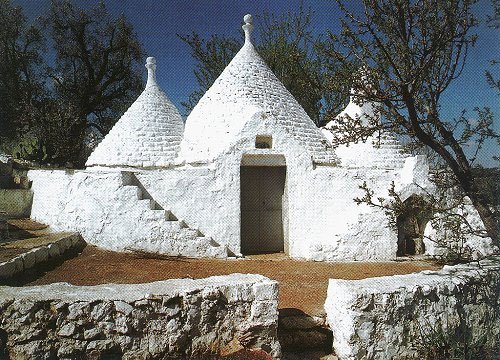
left=0, top=274, right=280, bottom=359
left=324, top=257, right=499, bottom=359
left=0, top=153, right=33, bottom=218
left=0, top=189, right=33, bottom=218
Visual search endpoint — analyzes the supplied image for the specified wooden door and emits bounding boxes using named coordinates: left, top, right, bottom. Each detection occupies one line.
left=240, top=166, right=286, bottom=254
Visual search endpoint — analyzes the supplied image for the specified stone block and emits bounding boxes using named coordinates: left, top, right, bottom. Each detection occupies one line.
left=47, top=243, right=61, bottom=258
left=0, top=260, right=17, bottom=278
left=21, top=250, right=37, bottom=269
left=57, top=323, right=77, bottom=337
left=114, top=300, right=134, bottom=316
left=253, top=281, right=278, bottom=301
left=251, top=300, right=278, bottom=321
left=0, top=189, right=32, bottom=217
left=31, top=246, right=49, bottom=263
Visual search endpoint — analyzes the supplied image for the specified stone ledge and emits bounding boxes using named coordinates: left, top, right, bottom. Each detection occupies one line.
left=0, top=233, right=85, bottom=280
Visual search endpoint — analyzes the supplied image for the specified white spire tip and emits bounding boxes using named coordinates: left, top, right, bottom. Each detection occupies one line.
left=242, top=14, right=254, bottom=44
left=145, top=56, right=157, bottom=87
left=244, top=14, right=253, bottom=25
left=146, top=57, right=156, bottom=66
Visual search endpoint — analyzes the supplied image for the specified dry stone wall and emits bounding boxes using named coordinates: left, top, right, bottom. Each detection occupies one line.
left=324, top=257, right=499, bottom=359
left=0, top=274, right=280, bottom=359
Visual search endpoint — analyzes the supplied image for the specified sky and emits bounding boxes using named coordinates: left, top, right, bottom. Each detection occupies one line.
left=13, top=0, right=500, bottom=166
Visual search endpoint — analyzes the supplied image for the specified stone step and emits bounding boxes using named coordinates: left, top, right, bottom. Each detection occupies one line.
left=137, top=199, right=155, bottom=211
left=142, top=210, right=168, bottom=222
left=278, top=309, right=332, bottom=353
left=121, top=176, right=213, bottom=251
left=164, top=210, right=177, bottom=221
left=179, top=228, right=201, bottom=240
left=138, top=198, right=164, bottom=211
left=122, top=185, right=142, bottom=199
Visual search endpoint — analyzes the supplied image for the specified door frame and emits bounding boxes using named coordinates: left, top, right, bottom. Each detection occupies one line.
left=239, top=154, right=288, bottom=255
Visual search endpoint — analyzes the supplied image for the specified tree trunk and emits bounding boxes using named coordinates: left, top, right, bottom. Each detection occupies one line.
left=467, top=192, right=499, bottom=248
left=403, top=93, right=499, bottom=250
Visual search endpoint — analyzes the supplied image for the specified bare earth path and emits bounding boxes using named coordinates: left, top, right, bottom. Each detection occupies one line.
left=25, top=246, right=441, bottom=315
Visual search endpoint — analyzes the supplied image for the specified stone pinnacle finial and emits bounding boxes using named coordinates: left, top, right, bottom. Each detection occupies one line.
left=242, top=14, right=253, bottom=45
left=145, top=57, right=157, bottom=88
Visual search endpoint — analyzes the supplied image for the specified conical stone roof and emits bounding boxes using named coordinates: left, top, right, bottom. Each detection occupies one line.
left=322, top=85, right=406, bottom=169
left=179, top=15, right=338, bottom=165
left=86, top=57, right=184, bottom=168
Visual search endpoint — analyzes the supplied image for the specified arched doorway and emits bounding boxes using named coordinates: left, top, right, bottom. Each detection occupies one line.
left=397, top=195, right=432, bottom=256
left=240, top=154, right=287, bottom=255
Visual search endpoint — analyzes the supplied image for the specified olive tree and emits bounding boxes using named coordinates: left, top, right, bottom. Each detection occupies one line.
left=323, top=0, right=499, bottom=245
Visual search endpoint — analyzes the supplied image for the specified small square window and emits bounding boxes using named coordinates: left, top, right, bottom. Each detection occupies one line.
left=255, top=135, right=272, bottom=149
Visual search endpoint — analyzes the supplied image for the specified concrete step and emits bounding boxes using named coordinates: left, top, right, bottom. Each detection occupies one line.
left=137, top=198, right=164, bottom=211
left=121, top=177, right=212, bottom=248
left=137, top=199, right=155, bottom=211
left=164, top=210, right=177, bottom=221
left=142, top=210, right=168, bottom=222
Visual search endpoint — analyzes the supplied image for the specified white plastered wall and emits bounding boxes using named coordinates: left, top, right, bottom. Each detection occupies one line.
left=136, top=110, right=315, bottom=256
left=28, top=169, right=226, bottom=257
left=28, top=114, right=436, bottom=260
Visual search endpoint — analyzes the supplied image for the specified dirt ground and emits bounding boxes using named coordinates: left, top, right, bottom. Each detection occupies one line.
left=26, top=246, right=441, bottom=315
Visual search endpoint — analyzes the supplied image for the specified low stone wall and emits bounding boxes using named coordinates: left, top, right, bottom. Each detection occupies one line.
left=324, top=257, right=499, bottom=359
left=0, top=189, right=33, bottom=218
left=0, top=274, right=281, bottom=359
left=0, top=233, right=85, bottom=281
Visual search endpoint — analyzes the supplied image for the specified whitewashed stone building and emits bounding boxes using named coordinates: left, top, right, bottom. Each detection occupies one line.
left=28, top=15, right=440, bottom=261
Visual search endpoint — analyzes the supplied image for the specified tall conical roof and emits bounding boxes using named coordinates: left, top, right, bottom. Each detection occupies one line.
left=86, top=57, right=184, bottom=168
left=179, top=15, right=337, bottom=164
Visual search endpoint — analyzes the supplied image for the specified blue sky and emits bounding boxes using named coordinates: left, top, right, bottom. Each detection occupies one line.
left=14, top=0, right=499, bottom=166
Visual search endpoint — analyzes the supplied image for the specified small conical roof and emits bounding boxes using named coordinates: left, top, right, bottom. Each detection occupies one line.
left=322, top=74, right=406, bottom=169
left=179, top=15, right=337, bottom=164
left=86, top=57, right=184, bottom=168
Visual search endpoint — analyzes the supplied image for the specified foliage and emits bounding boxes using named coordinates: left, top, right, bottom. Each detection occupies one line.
left=324, top=0, right=499, bottom=245
left=471, top=165, right=499, bottom=208
left=0, top=0, right=144, bottom=167
left=46, top=0, right=144, bottom=135
left=355, top=164, right=496, bottom=263
left=0, top=0, right=45, bottom=141
left=414, top=319, right=496, bottom=359
left=178, top=7, right=347, bottom=125
left=485, top=0, right=499, bottom=93
left=412, top=276, right=499, bottom=359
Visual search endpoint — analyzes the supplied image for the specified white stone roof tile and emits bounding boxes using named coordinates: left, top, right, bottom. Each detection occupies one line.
left=86, top=57, right=184, bottom=168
